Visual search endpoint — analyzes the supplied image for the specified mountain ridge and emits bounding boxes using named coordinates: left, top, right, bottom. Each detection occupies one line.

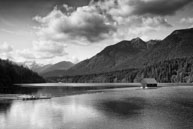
left=66, top=38, right=148, bottom=75
left=39, top=61, right=74, bottom=74
left=64, top=27, right=193, bottom=76
left=20, top=61, right=74, bottom=77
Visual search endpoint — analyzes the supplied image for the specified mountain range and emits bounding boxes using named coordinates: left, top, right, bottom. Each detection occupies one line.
left=65, top=28, right=193, bottom=75
left=21, top=61, right=74, bottom=77
left=39, top=61, right=74, bottom=77
left=26, top=27, right=193, bottom=78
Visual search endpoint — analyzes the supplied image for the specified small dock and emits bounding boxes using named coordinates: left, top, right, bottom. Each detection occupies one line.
left=17, top=95, right=51, bottom=101
left=0, top=94, right=51, bottom=101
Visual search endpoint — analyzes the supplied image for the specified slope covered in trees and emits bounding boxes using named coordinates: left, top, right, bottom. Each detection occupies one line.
left=46, top=57, right=193, bottom=83
left=136, top=57, right=193, bottom=83
left=65, top=38, right=148, bottom=75
left=0, top=59, right=45, bottom=87
left=64, top=28, right=193, bottom=75
left=47, top=69, right=138, bottom=83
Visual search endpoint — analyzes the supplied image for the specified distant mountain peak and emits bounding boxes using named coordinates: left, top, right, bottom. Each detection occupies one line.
left=131, top=37, right=143, bottom=42
left=39, top=61, right=74, bottom=77
left=130, top=37, right=146, bottom=49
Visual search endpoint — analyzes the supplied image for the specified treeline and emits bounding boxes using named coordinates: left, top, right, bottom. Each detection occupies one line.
left=136, top=57, right=193, bottom=83
left=47, top=56, right=193, bottom=83
left=47, top=69, right=138, bottom=83
left=0, top=59, right=45, bottom=87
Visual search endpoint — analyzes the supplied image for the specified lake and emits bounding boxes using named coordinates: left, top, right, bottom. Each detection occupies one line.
left=1, top=85, right=193, bottom=129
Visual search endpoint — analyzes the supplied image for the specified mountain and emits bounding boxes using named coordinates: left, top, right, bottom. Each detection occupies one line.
left=47, top=56, right=193, bottom=83
left=145, top=28, right=193, bottom=63
left=20, top=61, right=74, bottom=77
left=117, top=28, right=193, bottom=69
left=66, top=28, right=193, bottom=75
left=18, top=61, right=51, bottom=73
left=146, top=40, right=161, bottom=49
left=39, top=61, right=74, bottom=77
left=66, top=37, right=147, bottom=75
left=24, top=61, right=53, bottom=73
left=42, top=61, right=74, bottom=73
left=40, top=70, right=67, bottom=78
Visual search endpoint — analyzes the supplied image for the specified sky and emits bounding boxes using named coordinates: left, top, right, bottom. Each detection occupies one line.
left=0, top=0, right=193, bottom=65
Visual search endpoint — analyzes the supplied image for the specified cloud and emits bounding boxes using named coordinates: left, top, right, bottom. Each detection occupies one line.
left=94, top=0, right=193, bottom=17
left=142, top=16, right=172, bottom=27
left=180, top=17, right=193, bottom=24
left=17, top=49, right=36, bottom=59
left=1, top=0, right=176, bottom=64
left=34, top=6, right=116, bottom=43
left=17, top=40, right=67, bottom=60
left=33, top=40, right=67, bottom=57
left=33, top=1, right=173, bottom=45
left=112, top=15, right=172, bottom=41
left=0, top=42, right=14, bottom=60
left=0, top=42, right=13, bottom=53
left=128, top=0, right=193, bottom=16
left=115, top=15, right=171, bottom=27
left=92, top=0, right=172, bottom=41
left=0, top=41, right=68, bottom=64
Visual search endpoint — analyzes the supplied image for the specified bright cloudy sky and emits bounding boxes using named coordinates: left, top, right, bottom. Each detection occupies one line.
left=0, top=0, right=193, bottom=64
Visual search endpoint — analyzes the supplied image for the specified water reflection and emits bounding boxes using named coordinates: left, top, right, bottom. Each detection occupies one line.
left=1, top=87, right=193, bottom=129
left=95, top=97, right=146, bottom=118
left=0, top=97, right=102, bottom=129
left=0, top=101, right=12, bottom=113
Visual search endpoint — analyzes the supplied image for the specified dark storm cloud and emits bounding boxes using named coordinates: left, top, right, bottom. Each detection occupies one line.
left=129, top=0, right=193, bottom=16
left=0, top=0, right=91, bottom=20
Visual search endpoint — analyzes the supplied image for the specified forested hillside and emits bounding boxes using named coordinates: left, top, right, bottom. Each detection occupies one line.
left=0, top=59, right=45, bottom=87
left=65, top=38, right=148, bottom=75
left=136, top=57, right=193, bottom=83
left=47, top=69, right=138, bottom=83
left=65, top=28, right=193, bottom=75
left=46, top=57, right=193, bottom=83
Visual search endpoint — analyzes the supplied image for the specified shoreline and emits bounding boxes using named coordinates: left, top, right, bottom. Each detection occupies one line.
left=0, top=94, right=22, bottom=100
left=1, top=83, right=193, bottom=101
left=15, top=82, right=193, bottom=87
left=0, top=87, right=138, bottom=100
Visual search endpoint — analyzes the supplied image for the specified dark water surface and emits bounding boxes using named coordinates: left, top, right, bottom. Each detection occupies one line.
left=1, top=86, right=193, bottom=129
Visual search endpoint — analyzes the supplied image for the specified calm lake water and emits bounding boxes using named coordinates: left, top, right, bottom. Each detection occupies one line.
left=1, top=86, right=193, bottom=129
